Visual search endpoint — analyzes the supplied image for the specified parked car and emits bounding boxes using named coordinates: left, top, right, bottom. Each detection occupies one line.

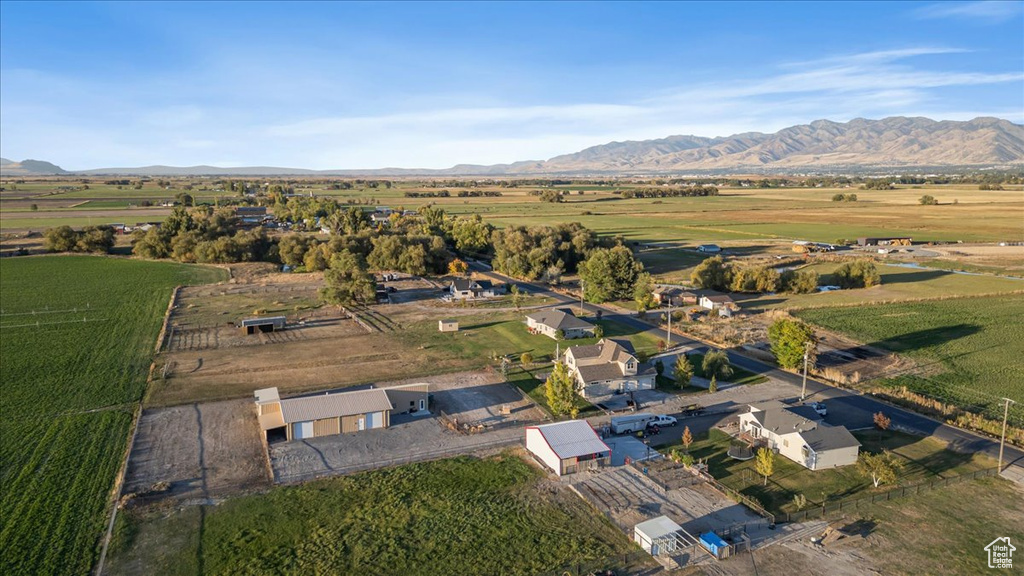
left=809, top=402, right=827, bottom=417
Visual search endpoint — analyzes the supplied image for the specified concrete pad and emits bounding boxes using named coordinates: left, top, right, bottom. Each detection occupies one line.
left=605, top=435, right=662, bottom=466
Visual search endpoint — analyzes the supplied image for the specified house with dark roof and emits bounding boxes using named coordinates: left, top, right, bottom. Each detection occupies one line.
left=525, top=308, right=595, bottom=339
left=652, top=285, right=698, bottom=307
left=563, top=338, right=657, bottom=398
left=738, top=401, right=860, bottom=470
left=449, top=278, right=499, bottom=300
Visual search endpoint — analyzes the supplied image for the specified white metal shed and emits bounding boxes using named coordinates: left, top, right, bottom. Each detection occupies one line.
left=634, top=516, right=684, bottom=556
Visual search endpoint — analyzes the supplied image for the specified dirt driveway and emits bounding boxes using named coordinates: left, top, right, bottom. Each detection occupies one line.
left=124, top=399, right=270, bottom=504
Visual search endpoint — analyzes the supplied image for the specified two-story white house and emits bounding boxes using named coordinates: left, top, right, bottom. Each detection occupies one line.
left=738, top=402, right=860, bottom=470
left=563, top=338, right=657, bottom=398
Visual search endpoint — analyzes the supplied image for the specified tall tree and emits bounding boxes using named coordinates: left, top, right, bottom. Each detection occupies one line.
left=702, top=350, right=734, bottom=380
left=768, top=318, right=816, bottom=369
left=633, top=271, right=656, bottom=311
left=579, top=245, right=642, bottom=303
left=673, top=354, right=694, bottom=387
left=545, top=362, right=577, bottom=418
left=320, top=250, right=376, bottom=306
left=690, top=256, right=730, bottom=291
left=681, top=426, right=693, bottom=452
left=755, top=447, right=776, bottom=486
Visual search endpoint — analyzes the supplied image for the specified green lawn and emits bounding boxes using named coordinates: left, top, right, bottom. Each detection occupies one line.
left=0, top=256, right=226, bottom=576
left=106, top=454, right=640, bottom=576
left=400, top=313, right=663, bottom=366
left=680, top=429, right=994, bottom=517
left=796, top=294, right=1024, bottom=418
left=685, top=352, right=768, bottom=386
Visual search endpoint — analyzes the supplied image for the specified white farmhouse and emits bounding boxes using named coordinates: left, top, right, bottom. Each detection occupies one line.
left=738, top=402, right=860, bottom=470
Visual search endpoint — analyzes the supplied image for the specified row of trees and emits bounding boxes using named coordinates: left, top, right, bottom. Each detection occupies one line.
left=618, top=185, right=719, bottom=199
left=691, top=256, right=820, bottom=294
left=831, top=193, right=858, bottom=202
left=43, top=225, right=115, bottom=254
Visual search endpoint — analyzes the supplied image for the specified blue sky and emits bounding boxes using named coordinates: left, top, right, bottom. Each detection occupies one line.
left=1, top=1, right=1022, bottom=169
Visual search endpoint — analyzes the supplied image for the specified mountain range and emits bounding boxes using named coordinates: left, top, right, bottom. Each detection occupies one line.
left=3, top=116, right=1022, bottom=176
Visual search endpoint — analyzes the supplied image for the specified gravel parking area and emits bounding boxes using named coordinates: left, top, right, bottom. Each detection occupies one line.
left=125, top=399, right=270, bottom=503
left=269, top=417, right=524, bottom=482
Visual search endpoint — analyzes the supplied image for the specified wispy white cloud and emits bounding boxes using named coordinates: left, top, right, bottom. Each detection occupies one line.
left=915, top=1, right=1024, bottom=22
left=2, top=46, right=1021, bottom=169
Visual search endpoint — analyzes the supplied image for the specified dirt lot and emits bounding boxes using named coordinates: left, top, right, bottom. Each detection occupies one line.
left=123, top=399, right=270, bottom=505
left=575, top=467, right=766, bottom=538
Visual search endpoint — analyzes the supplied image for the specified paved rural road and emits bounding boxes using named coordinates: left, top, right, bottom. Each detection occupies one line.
left=472, top=263, right=1024, bottom=481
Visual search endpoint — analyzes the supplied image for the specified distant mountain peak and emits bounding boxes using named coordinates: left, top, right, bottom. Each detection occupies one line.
left=0, top=158, right=67, bottom=175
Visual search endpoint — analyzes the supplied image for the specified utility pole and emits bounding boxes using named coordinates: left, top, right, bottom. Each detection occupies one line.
left=800, top=340, right=811, bottom=402
left=579, top=279, right=585, bottom=315
left=666, top=306, right=673, bottom=346
left=999, top=397, right=1015, bottom=473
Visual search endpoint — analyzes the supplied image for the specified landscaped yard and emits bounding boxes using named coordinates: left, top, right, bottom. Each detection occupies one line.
left=684, top=352, right=768, bottom=386
left=106, top=453, right=641, bottom=576
left=678, top=429, right=995, bottom=517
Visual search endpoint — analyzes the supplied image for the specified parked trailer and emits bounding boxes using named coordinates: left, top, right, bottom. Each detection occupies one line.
left=611, top=413, right=657, bottom=435
left=680, top=404, right=705, bottom=417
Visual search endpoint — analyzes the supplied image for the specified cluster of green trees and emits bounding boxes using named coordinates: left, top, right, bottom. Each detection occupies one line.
left=320, top=251, right=377, bottom=306
left=690, top=256, right=819, bottom=294
left=919, top=194, right=939, bottom=205
left=577, top=245, right=644, bottom=303
left=403, top=190, right=452, bottom=198
left=618, top=185, right=718, bottom=199
left=978, top=183, right=1004, bottom=191
left=132, top=207, right=273, bottom=263
left=491, top=223, right=599, bottom=281
left=43, top=225, right=115, bottom=254
left=860, top=180, right=896, bottom=190
left=831, top=193, right=858, bottom=202
left=833, top=259, right=881, bottom=288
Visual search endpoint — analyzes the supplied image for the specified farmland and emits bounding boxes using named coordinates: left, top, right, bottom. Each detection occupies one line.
left=796, top=294, right=1024, bottom=421
left=106, top=453, right=641, bottom=576
left=0, top=256, right=225, bottom=576
left=739, top=262, right=1024, bottom=311
left=3, top=179, right=1023, bottom=246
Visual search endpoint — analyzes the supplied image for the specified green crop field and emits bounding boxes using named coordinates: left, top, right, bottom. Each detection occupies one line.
left=740, top=263, right=1023, bottom=311
left=0, top=256, right=225, bottom=576
left=106, top=454, right=640, bottom=576
left=796, top=294, right=1024, bottom=420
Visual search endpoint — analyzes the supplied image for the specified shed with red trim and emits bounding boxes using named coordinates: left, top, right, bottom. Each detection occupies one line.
left=525, top=420, right=611, bottom=476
